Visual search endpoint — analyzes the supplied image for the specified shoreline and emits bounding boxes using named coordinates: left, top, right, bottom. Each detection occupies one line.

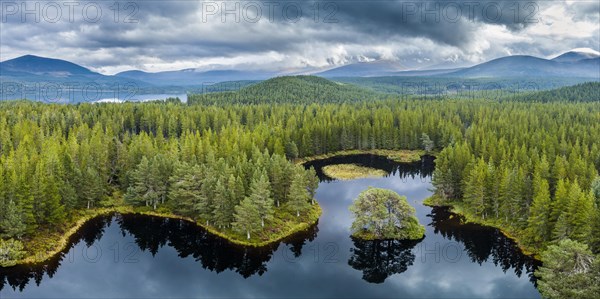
left=8, top=203, right=322, bottom=267
left=295, top=149, right=427, bottom=164
left=422, top=196, right=540, bottom=259
left=8, top=150, right=422, bottom=268
left=321, top=164, right=388, bottom=180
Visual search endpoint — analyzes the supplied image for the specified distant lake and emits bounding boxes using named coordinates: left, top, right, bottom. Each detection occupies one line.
left=0, top=155, right=540, bottom=298
left=0, top=89, right=187, bottom=104
left=95, top=94, right=188, bottom=103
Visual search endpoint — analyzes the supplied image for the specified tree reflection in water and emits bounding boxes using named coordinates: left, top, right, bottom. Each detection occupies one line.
left=117, top=214, right=318, bottom=278
left=0, top=215, right=111, bottom=292
left=348, top=237, right=423, bottom=284
left=427, top=207, right=540, bottom=283
left=303, top=154, right=434, bottom=182
left=0, top=213, right=318, bottom=291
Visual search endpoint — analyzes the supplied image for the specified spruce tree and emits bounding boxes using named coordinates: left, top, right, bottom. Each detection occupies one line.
left=286, top=169, right=311, bottom=217
left=212, top=179, right=233, bottom=228
left=305, top=167, right=319, bottom=205
left=248, top=173, right=274, bottom=227
left=232, top=197, right=261, bottom=239
left=526, top=178, right=552, bottom=245
left=463, top=158, right=487, bottom=218
left=0, top=200, right=26, bottom=239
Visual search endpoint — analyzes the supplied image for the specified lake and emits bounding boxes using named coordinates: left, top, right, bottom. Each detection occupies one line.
left=0, top=154, right=541, bottom=298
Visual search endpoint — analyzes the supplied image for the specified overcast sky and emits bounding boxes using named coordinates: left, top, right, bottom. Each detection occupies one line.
left=1, top=0, right=598, bottom=74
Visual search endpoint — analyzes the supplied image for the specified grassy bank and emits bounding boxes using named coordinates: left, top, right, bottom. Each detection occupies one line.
left=135, top=203, right=322, bottom=247
left=296, top=149, right=426, bottom=164
left=10, top=202, right=321, bottom=267
left=14, top=206, right=135, bottom=266
left=423, top=195, right=539, bottom=258
left=322, top=164, right=387, bottom=180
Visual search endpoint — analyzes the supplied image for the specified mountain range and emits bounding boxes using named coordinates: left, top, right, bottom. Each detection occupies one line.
left=116, top=69, right=274, bottom=86
left=1, top=49, right=598, bottom=91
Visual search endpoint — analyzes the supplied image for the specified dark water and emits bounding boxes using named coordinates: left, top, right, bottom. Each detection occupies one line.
left=0, top=155, right=541, bottom=298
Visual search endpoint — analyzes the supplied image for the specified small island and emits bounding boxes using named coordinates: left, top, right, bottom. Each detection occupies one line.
left=322, top=164, right=387, bottom=180
left=349, top=188, right=425, bottom=240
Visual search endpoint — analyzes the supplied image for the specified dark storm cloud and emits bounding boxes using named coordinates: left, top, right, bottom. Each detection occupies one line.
left=0, top=0, right=597, bottom=72
left=311, top=0, right=539, bottom=47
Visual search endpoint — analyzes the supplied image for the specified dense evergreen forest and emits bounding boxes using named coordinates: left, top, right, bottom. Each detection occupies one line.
left=506, top=82, right=600, bottom=102
left=334, top=76, right=597, bottom=97
left=0, top=76, right=599, bottom=297
left=188, top=76, right=383, bottom=105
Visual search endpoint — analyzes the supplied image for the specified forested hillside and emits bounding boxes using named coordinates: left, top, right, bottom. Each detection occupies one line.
left=506, top=82, right=600, bottom=102
left=188, top=76, right=382, bottom=105
left=334, top=76, right=595, bottom=96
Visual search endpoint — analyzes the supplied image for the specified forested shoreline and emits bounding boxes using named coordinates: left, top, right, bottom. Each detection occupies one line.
left=0, top=78, right=599, bottom=297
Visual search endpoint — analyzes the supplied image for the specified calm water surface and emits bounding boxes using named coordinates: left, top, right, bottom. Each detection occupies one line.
left=0, top=155, right=540, bottom=298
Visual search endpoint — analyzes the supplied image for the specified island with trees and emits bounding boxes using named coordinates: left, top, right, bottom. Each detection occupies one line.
left=349, top=188, right=425, bottom=240
left=0, top=77, right=598, bottom=297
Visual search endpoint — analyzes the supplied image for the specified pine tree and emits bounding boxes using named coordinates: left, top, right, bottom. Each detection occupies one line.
left=286, top=141, right=299, bottom=159
left=232, top=197, right=261, bottom=239
left=553, top=181, right=593, bottom=242
left=484, top=160, right=500, bottom=219
left=305, top=167, right=319, bottom=205
left=198, top=172, right=216, bottom=225
left=592, top=177, right=600, bottom=206
left=591, top=209, right=600, bottom=254
left=247, top=173, right=274, bottom=227
left=212, top=179, right=233, bottom=228
left=126, top=157, right=159, bottom=209
left=463, top=158, right=487, bottom=218
left=526, top=178, right=552, bottom=245
left=421, top=133, right=434, bottom=153
left=536, top=239, right=599, bottom=299
left=432, top=154, right=454, bottom=201
left=0, top=200, right=26, bottom=239
left=550, top=179, right=569, bottom=227
left=286, top=169, right=311, bottom=217
left=42, top=180, right=67, bottom=226
left=168, top=163, right=205, bottom=218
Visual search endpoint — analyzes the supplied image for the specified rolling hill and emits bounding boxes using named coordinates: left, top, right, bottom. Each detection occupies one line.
left=507, top=82, right=600, bottom=102
left=0, top=55, right=152, bottom=87
left=552, top=48, right=600, bottom=63
left=187, top=75, right=382, bottom=105
left=116, top=69, right=274, bottom=86
left=2, top=50, right=598, bottom=102
left=448, top=55, right=599, bottom=78
left=0, top=55, right=99, bottom=77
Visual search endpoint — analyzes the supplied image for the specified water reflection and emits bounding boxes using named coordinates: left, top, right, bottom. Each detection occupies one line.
left=117, top=214, right=318, bottom=278
left=304, top=154, right=435, bottom=182
left=348, top=238, right=423, bottom=284
left=1, top=154, right=540, bottom=298
left=0, top=214, right=318, bottom=291
left=427, top=207, right=540, bottom=283
left=0, top=216, right=112, bottom=292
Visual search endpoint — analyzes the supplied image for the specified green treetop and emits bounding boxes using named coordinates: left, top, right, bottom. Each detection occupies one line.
left=349, top=187, right=425, bottom=240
